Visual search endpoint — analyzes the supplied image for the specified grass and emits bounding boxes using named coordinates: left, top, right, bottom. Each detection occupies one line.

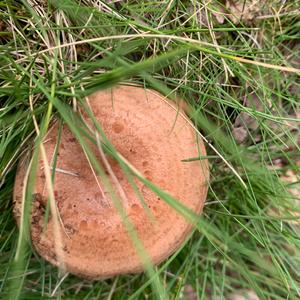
left=0, top=0, right=300, bottom=299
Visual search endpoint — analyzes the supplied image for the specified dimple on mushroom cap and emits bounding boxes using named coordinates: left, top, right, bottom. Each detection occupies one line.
left=13, top=85, right=209, bottom=279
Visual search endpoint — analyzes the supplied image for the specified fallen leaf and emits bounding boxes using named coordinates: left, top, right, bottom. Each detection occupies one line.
left=226, top=0, right=267, bottom=24
left=228, top=289, right=260, bottom=300
left=281, top=169, right=300, bottom=201
left=188, top=3, right=226, bottom=28
left=232, top=126, right=248, bottom=143
left=183, top=284, right=197, bottom=300
left=233, top=92, right=263, bottom=143
left=268, top=165, right=300, bottom=225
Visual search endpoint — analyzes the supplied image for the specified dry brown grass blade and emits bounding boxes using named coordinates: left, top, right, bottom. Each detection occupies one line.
left=12, top=34, right=300, bottom=74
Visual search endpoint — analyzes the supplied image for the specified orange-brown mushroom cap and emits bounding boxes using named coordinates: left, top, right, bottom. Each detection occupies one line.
left=13, top=85, right=209, bottom=279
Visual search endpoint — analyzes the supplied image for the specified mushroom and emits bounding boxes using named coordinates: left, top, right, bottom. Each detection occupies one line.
left=13, top=85, right=209, bottom=279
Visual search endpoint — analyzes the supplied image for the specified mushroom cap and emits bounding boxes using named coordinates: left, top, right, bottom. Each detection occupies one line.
left=13, top=85, right=209, bottom=279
